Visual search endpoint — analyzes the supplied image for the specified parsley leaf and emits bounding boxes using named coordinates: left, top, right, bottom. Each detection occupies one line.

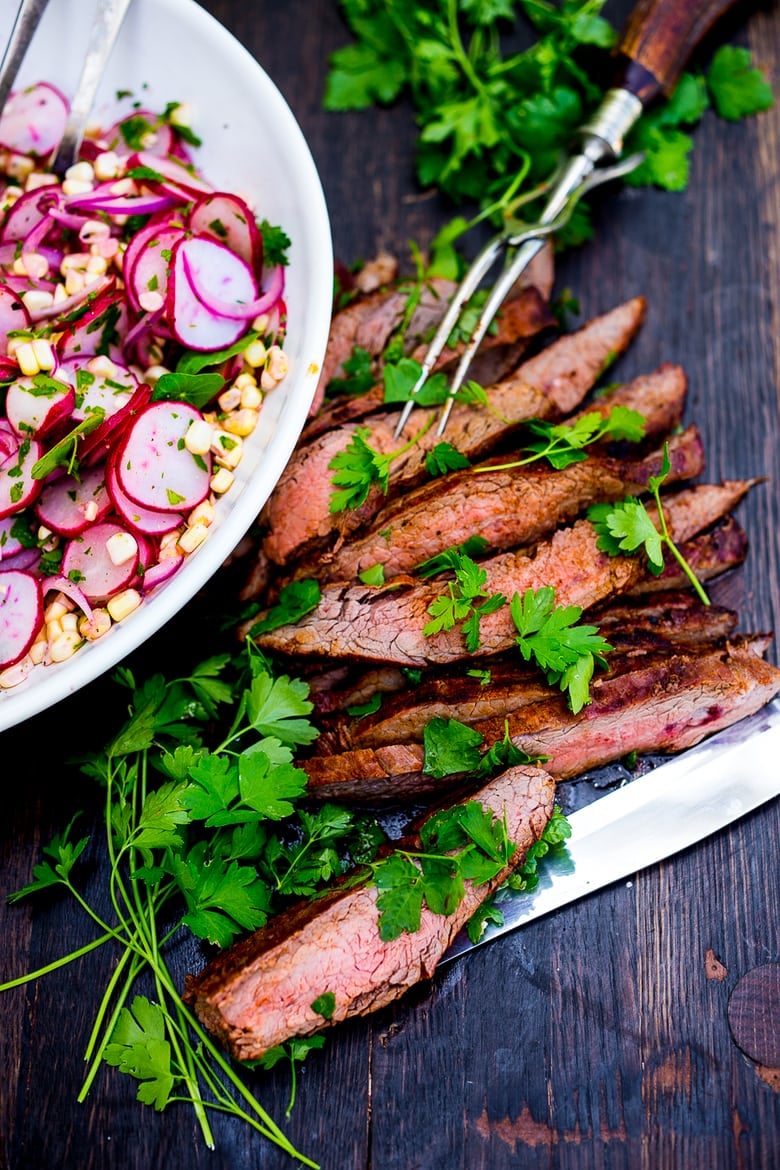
left=423, top=550, right=506, bottom=651
left=248, top=579, right=321, bottom=636
left=707, top=45, right=774, bottom=121
left=425, top=440, right=471, bottom=477
left=104, top=997, right=175, bottom=1111
left=480, top=406, right=646, bottom=473
left=510, top=586, right=611, bottom=713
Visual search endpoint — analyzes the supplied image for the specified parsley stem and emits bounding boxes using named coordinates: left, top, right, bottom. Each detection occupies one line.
left=78, top=952, right=144, bottom=1103
left=652, top=488, right=711, bottom=606
left=0, top=931, right=112, bottom=992
left=82, top=944, right=135, bottom=1062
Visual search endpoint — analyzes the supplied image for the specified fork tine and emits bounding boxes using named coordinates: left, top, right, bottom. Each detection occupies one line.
left=0, top=0, right=52, bottom=113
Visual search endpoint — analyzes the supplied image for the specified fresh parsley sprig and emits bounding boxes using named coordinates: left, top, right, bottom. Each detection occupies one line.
left=587, top=443, right=711, bottom=606
left=422, top=550, right=506, bottom=651
left=328, top=416, right=434, bottom=512
left=510, top=585, right=612, bottom=713
left=475, top=405, right=646, bottom=473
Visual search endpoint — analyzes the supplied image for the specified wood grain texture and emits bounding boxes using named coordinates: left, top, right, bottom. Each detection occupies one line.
left=1, top=1, right=780, bottom=1168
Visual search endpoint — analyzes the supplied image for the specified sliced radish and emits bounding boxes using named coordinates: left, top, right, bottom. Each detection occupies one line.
left=0, top=82, right=69, bottom=158
left=0, top=569, right=43, bottom=668
left=60, top=520, right=139, bottom=602
left=0, top=515, right=24, bottom=560
left=0, top=283, right=31, bottom=351
left=106, top=112, right=176, bottom=157
left=35, top=464, right=111, bottom=536
left=5, top=374, right=76, bottom=439
left=188, top=193, right=262, bottom=272
left=77, top=381, right=153, bottom=466
left=124, top=222, right=185, bottom=313
left=127, top=151, right=213, bottom=198
left=166, top=238, right=247, bottom=350
left=57, top=355, right=137, bottom=422
left=0, top=436, right=43, bottom=519
left=57, top=287, right=129, bottom=361
left=141, top=555, right=183, bottom=592
left=0, top=186, right=57, bottom=242
left=115, top=400, right=212, bottom=512
left=105, top=453, right=184, bottom=535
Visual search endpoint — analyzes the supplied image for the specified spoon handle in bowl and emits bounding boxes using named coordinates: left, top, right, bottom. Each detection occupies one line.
left=0, top=0, right=52, bottom=113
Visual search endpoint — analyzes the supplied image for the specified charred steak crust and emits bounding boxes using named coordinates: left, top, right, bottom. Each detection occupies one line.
left=184, top=765, right=555, bottom=1061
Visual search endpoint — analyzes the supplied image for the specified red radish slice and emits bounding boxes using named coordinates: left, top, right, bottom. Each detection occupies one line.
left=0, top=82, right=68, bottom=158
left=115, top=400, right=212, bottom=512
left=35, top=465, right=111, bottom=536
left=0, top=283, right=31, bottom=351
left=142, top=555, right=183, bottom=592
left=183, top=246, right=284, bottom=321
left=106, top=454, right=183, bottom=535
left=5, top=374, right=75, bottom=439
left=124, top=223, right=185, bottom=313
left=77, top=381, right=153, bottom=466
left=41, top=575, right=93, bottom=621
left=105, top=111, right=176, bottom=157
left=188, top=193, right=263, bottom=271
left=166, top=239, right=247, bottom=350
left=57, top=355, right=137, bottom=422
left=0, top=437, right=43, bottom=519
left=0, top=515, right=24, bottom=560
left=0, top=186, right=57, bottom=242
left=0, top=570, right=43, bottom=668
left=57, top=287, right=129, bottom=361
left=60, top=520, right=139, bottom=602
left=127, top=151, right=213, bottom=198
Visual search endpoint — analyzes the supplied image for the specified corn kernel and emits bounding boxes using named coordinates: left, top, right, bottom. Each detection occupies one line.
left=46, top=617, right=64, bottom=641
left=25, top=172, right=58, bottom=192
left=31, top=338, right=55, bottom=371
left=267, top=345, right=288, bottom=381
left=217, top=386, right=241, bottom=412
left=167, top=101, right=193, bottom=128
left=65, top=161, right=95, bottom=184
left=53, top=282, right=68, bottom=304
left=29, top=638, right=47, bottom=665
left=21, top=289, right=55, bottom=315
left=60, top=252, right=90, bottom=273
left=260, top=367, right=278, bottom=392
left=43, top=598, right=70, bottom=623
left=209, top=466, right=234, bottom=494
left=87, top=354, right=117, bottom=378
left=5, top=153, right=34, bottom=183
left=138, top=290, right=164, bottom=313
left=251, top=313, right=269, bottom=334
left=239, top=382, right=263, bottom=410
left=188, top=499, right=215, bottom=528
left=211, top=431, right=243, bottom=469
left=49, top=630, right=83, bottom=663
left=244, top=339, right=267, bottom=368
left=222, top=408, right=259, bottom=437
left=93, top=151, right=122, bottom=181
left=61, top=178, right=94, bottom=197
left=143, top=364, right=169, bottom=385
left=159, top=530, right=184, bottom=560
left=86, top=253, right=108, bottom=276
left=79, top=608, right=112, bottom=641
left=107, top=589, right=141, bottom=622
left=184, top=418, right=214, bottom=455
left=61, top=612, right=79, bottom=632
left=177, top=522, right=209, bottom=554
left=65, top=269, right=86, bottom=296
left=106, top=531, right=138, bottom=566
left=16, top=341, right=39, bottom=377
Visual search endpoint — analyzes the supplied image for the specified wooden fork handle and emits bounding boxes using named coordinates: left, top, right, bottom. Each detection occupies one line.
left=615, top=0, right=742, bottom=105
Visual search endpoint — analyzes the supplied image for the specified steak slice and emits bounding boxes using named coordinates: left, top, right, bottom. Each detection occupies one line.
left=304, top=284, right=556, bottom=441
left=319, top=605, right=742, bottom=751
left=184, top=764, right=555, bottom=1060
left=251, top=481, right=755, bottom=666
left=261, top=297, right=646, bottom=566
left=302, top=638, right=780, bottom=801
left=314, top=424, right=703, bottom=586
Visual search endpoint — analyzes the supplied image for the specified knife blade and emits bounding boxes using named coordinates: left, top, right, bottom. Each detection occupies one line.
left=443, top=697, right=780, bottom=963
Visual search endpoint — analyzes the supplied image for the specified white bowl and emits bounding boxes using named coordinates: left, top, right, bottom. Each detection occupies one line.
left=0, top=0, right=333, bottom=731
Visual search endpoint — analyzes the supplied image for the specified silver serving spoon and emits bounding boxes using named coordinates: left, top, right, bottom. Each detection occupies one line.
left=0, top=0, right=53, bottom=114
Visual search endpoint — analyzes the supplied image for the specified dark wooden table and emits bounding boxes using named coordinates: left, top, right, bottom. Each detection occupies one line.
left=2, top=1, right=780, bottom=1167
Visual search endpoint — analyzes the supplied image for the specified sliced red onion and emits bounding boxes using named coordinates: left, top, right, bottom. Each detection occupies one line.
left=64, top=190, right=179, bottom=216
left=182, top=250, right=284, bottom=321
left=25, top=275, right=111, bottom=322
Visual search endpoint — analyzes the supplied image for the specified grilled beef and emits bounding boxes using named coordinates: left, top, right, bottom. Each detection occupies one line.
left=302, top=639, right=780, bottom=801
left=304, top=284, right=556, bottom=441
left=261, top=297, right=646, bottom=566
left=251, top=481, right=755, bottom=666
left=313, top=424, right=703, bottom=586
left=184, top=764, right=555, bottom=1060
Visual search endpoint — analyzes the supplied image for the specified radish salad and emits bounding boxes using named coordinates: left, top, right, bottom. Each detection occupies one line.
left=0, top=82, right=291, bottom=689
